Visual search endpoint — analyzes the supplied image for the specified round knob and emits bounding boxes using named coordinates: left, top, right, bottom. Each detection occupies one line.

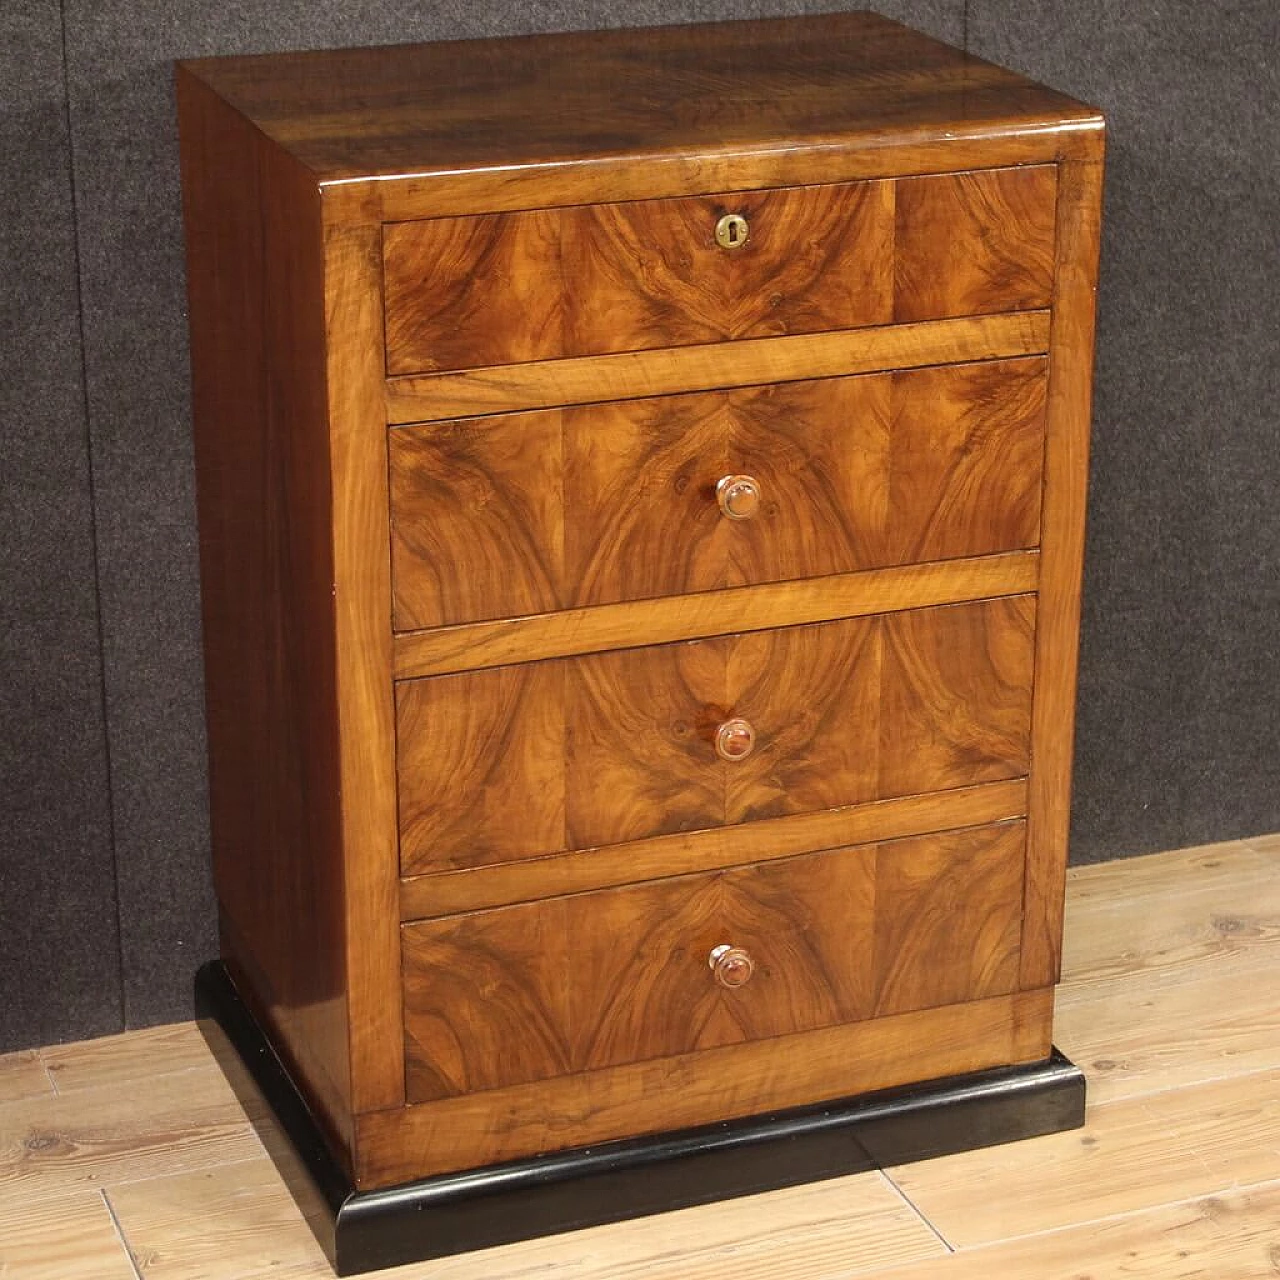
left=714, top=717, right=756, bottom=762
left=714, top=212, right=750, bottom=250
left=716, top=474, right=761, bottom=521
left=709, top=944, right=755, bottom=989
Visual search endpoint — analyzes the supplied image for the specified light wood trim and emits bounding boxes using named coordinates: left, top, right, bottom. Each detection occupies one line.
left=354, top=988, right=1052, bottom=1187
left=1020, top=149, right=1105, bottom=989
left=393, top=551, right=1040, bottom=679
left=399, top=780, right=1029, bottom=920
left=322, top=220, right=404, bottom=1112
left=324, top=124, right=1104, bottom=225
left=384, top=311, right=1052, bottom=423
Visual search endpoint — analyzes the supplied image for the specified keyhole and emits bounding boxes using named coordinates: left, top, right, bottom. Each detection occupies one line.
left=715, top=213, right=750, bottom=250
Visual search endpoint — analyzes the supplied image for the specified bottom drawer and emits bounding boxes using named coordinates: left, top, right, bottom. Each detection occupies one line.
left=401, top=819, right=1025, bottom=1103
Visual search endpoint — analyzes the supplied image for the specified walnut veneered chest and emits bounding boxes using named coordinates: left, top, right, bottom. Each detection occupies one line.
left=178, top=13, right=1103, bottom=1273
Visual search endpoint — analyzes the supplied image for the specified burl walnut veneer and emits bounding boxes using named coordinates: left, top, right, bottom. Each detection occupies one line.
left=178, top=12, right=1104, bottom=1274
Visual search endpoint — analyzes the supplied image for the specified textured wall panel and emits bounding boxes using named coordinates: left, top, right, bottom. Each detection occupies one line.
left=62, top=0, right=962, bottom=1028
left=968, top=0, right=1280, bottom=861
left=0, top=2, right=121, bottom=1050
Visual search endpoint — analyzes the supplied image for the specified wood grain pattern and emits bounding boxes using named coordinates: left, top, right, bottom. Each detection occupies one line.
left=835, top=1182, right=1280, bottom=1280
left=16, top=841, right=1280, bottom=1280
left=890, top=1065, right=1280, bottom=1249
left=1058, top=961, right=1280, bottom=1108
left=0, top=1051, right=53, bottom=1105
left=1055, top=838, right=1280, bottom=1104
left=393, top=662, right=565, bottom=866
left=393, top=550, right=1040, bottom=679
left=402, top=846, right=879, bottom=1100
left=354, top=130, right=1101, bottom=228
left=40, top=1025, right=212, bottom=1095
left=894, top=165, right=1057, bottom=322
left=396, top=597, right=1035, bottom=873
left=359, top=988, right=1051, bottom=1185
left=1021, top=145, right=1106, bottom=991
left=103, top=1158, right=332, bottom=1280
left=178, top=13, right=1104, bottom=1199
left=101, top=1153, right=948, bottom=1280
left=1063, top=834, right=1280, bottom=914
left=872, top=826, right=1024, bottom=1016
left=878, top=596, right=1037, bottom=798
left=0, top=1066, right=262, bottom=1205
left=0, top=1193, right=138, bottom=1280
left=176, top=12, right=1100, bottom=190
left=1059, top=841, right=1280, bottom=1003
left=322, top=219, right=406, bottom=1115
left=390, top=359, right=1047, bottom=630
left=383, top=180, right=895, bottom=374
left=399, top=779, right=1029, bottom=921
left=384, top=165, right=1055, bottom=377
left=383, top=310, right=1052, bottom=423
left=402, top=823, right=1025, bottom=1100
left=176, top=68, right=354, bottom=1161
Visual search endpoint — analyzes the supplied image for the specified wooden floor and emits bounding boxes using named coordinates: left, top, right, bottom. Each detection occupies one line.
left=3, top=834, right=1280, bottom=1279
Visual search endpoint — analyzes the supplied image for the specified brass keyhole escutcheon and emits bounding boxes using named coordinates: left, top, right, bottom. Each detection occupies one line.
left=714, top=212, right=750, bottom=250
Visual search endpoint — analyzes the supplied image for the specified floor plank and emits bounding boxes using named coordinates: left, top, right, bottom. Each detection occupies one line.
left=1053, top=840, right=1280, bottom=1102
left=0, top=1189, right=138, bottom=1280
left=0, top=1066, right=264, bottom=1206
left=105, top=1158, right=329, bottom=1280
left=888, top=1066, right=1280, bottom=1248
left=1055, top=964, right=1280, bottom=1103
left=1060, top=844, right=1280, bottom=1001
left=1063, top=837, right=1280, bottom=910
left=0, top=1050, right=54, bottom=1106
left=107, top=1155, right=945, bottom=1280
left=869, top=1178, right=1280, bottom=1279
left=41, top=1024, right=216, bottom=1096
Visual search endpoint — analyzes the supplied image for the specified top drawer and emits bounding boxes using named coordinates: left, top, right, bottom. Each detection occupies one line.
left=382, top=166, right=1057, bottom=376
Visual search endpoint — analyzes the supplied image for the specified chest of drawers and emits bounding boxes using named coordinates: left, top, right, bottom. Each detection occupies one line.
left=178, top=12, right=1104, bottom=1274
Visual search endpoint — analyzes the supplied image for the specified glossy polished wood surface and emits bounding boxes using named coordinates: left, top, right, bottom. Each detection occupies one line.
left=383, top=169, right=1053, bottom=375
left=180, top=9, right=1104, bottom=1201
left=383, top=179, right=893, bottom=375
left=360, top=988, right=1053, bottom=1185
left=894, top=164, right=1057, bottom=322
left=390, top=358, right=1047, bottom=630
left=1022, top=152, right=1106, bottom=991
left=383, top=310, right=1052, bottom=422
left=320, top=220, right=406, bottom=1114
left=397, top=779, right=1029, bottom=919
left=396, top=596, right=1035, bottom=874
left=392, top=551, right=1040, bottom=680
left=401, top=822, right=1025, bottom=1100
left=177, top=69, right=355, bottom=1163
left=176, top=12, right=1100, bottom=185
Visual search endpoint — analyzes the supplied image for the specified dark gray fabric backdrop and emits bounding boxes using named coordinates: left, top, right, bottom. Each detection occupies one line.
left=2, top=1, right=1277, bottom=1052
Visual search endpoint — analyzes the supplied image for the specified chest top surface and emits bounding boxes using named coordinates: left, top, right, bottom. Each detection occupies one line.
left=176, top=10, right=1101, bottom=183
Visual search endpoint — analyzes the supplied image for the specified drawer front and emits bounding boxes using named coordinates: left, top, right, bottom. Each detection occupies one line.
left=382, top=166, right=1056, bottom=376
left=401, top=820, right=1026, bottom=1101
left=396, top=595, right=1034, bottom=874
left=390, top=358, right=1046, bottom=631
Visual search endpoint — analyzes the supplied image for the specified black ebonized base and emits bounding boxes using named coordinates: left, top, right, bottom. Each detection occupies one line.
left=196, top=960, right=1085, bottom=1276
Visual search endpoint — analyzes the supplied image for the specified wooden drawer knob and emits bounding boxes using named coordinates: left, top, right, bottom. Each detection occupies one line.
left=714, top=717, right=756, bottom=762
left=716, top=474, right=761, bottom=521
left=709, top=944, right=755, bottom=989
